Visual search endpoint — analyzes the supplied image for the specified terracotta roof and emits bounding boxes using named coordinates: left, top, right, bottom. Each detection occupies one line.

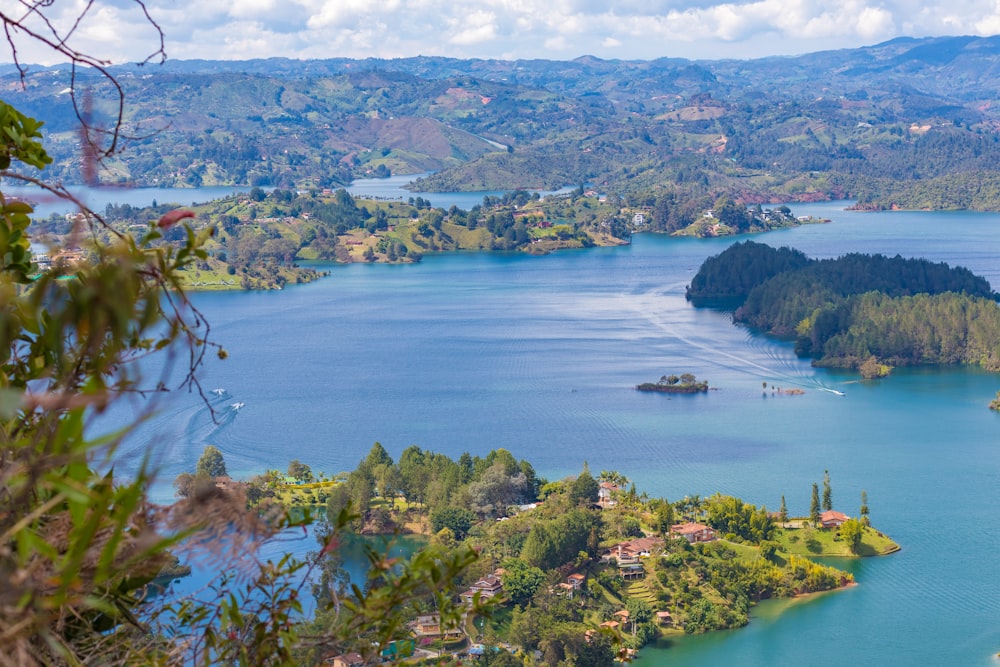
left=821, top=510, right=850, bottom=523
left=671, top=522, right=713, bottom=535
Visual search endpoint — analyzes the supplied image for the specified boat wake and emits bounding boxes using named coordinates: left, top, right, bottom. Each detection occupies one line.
left=626, top=283, right=844, bottom=394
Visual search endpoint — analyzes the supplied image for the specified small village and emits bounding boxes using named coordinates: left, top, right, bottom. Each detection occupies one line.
left=181, top=450, right=899, bottom=666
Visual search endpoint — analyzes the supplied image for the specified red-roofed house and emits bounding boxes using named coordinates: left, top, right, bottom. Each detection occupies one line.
left=821, top=510, right=850, bottom=528
left=327, top=653, right=364, bottom=667
left=602, top=536, right=664, bottom=563
left=460, top=573, right=504, bottom=603
left=670, top=522, right=717, bottom=543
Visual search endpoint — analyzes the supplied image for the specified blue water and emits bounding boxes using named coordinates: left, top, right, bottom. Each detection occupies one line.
left=106, top=203, right=1000, bottom=665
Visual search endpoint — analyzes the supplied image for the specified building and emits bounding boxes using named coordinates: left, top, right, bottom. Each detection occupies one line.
left=670, top=522, right=717, bottom=543
left=413, top=614, right=441, bottom=637
left=460, top=573, right=504, bottom=603
left=603, top=536, right=664, bottom=563
left=821, top=510, right=850, bottom=528
left=327, top=653, right=364, bottom=667
left=598, top=481, right=619, bottom=507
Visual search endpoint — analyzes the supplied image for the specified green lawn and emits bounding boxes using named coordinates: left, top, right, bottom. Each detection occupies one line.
left=775, top=525, right=899, bottom=557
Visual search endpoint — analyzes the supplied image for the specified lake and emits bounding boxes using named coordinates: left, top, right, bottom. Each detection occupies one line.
left=106, top=201, right=1000, bottom=665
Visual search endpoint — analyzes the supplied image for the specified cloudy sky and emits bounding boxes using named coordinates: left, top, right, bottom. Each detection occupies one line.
left=4, top=0, right=1000, bottom=66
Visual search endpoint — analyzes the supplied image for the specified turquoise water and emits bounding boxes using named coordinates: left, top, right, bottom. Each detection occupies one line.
left=110, top=203, right=1000, bottom=665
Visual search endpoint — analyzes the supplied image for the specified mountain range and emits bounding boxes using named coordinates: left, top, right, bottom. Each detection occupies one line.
left=8, top=35, right=1000, bottom=210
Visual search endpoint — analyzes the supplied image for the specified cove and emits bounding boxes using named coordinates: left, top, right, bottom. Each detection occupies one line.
left=110, top=202, right=1000, bottom=665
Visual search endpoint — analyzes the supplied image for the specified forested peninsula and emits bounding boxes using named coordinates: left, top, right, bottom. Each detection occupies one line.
left=687, top=241, right=1000, bottom=373
left=179, top=444, right=896, bottom=663
left=32, top=188, right=816, bottom=290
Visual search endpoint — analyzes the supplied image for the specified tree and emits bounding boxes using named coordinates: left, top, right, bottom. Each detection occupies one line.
left=654, top=499, right=675, bottom=536
left=365, top=441, right=394, bottom=469
left=860, top=355, right=891, bottom=379
left=576, top=630, right=616, bottom=666
left=467, top=462, right=529, bottom=517
left=759, top=540, right=779, bottom=561
left=571, top=463, right=600, bottom=505
left=288, top=459, right=314, bottom=482
left=430, top=507, right=477, bottom=540
left=860, top=490, right=870, bottom=526
left=626, top=597, right=653, bottom=634
left=779, top=495, right=789, bottom=526
left=822, top=470, right=833, bottom=511
left=500, top=558, right=546, bottom=607
left=174, top=471, right=197, bottom=498
left=197, top=444, right=228, bottom=478
left=810, top=483, right=821, bottom=525
left=839, top=517, right=864, bottom=554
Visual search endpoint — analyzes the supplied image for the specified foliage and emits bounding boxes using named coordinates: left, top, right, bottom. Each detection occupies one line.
left=810, top=483, right=821, bottom=525
left=197, top=445, right=228, bottom=478
left=859, top=355, right=893, bottom=379
left=686, top=241, right=810, bottom=303
left=520, top=509, right=598, bottom=570
left=430, top=507, right=477, bottom=540
left=287, top=459, right=314, bottom=482
left=570, top=464, right=600, bottom=505
left=822, top=470, right=832, bottom=512
left=839, top=518, right=864, bottom=554
left=703, top=494, right=775, bottom=544
left=690, top=241, right=1000, bottom=371
left=499, top=558, right=546, bottom=607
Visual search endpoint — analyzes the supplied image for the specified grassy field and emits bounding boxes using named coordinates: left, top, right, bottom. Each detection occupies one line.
left=775, top=524, right=900, bottom=557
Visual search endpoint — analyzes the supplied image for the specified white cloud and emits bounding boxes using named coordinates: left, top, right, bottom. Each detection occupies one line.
left=2, top=0, right=1000, bottom=64
left=447, top=9, right=500, bottom=45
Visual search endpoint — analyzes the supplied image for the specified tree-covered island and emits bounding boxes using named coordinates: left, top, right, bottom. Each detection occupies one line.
left=174, top=444, right=897, bottom=663
left=636, top=373, right=709, bottom=393
left=687, top=241, right=1000, bottom=376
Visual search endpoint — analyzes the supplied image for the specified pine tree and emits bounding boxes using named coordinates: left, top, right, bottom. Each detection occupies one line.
left=779, top=495, right=789, bottom=526
left=810, top=483, right=821, bottom=525
left=822, top=469, right=833, bottom=511
left=197, top=444, right=228, bottom=478
left=860, top=490, right=870, bottom=526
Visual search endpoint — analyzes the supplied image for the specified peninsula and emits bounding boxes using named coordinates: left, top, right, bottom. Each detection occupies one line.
left=33, top=189, right=818, bottom=291
left=174, top=445, right=898, bottom=662
left=687, top=241, right=1000, bottom=375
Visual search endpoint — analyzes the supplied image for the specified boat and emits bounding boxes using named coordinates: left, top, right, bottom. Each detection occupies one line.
left=231, top=402, right=245, bottom=410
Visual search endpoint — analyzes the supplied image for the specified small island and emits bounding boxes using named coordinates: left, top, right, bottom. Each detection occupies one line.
left=637, top=373, right=709, bottom=393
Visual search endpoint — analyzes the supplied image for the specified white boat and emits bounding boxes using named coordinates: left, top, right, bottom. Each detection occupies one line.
left=231, top=402, right=245, bottom=410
